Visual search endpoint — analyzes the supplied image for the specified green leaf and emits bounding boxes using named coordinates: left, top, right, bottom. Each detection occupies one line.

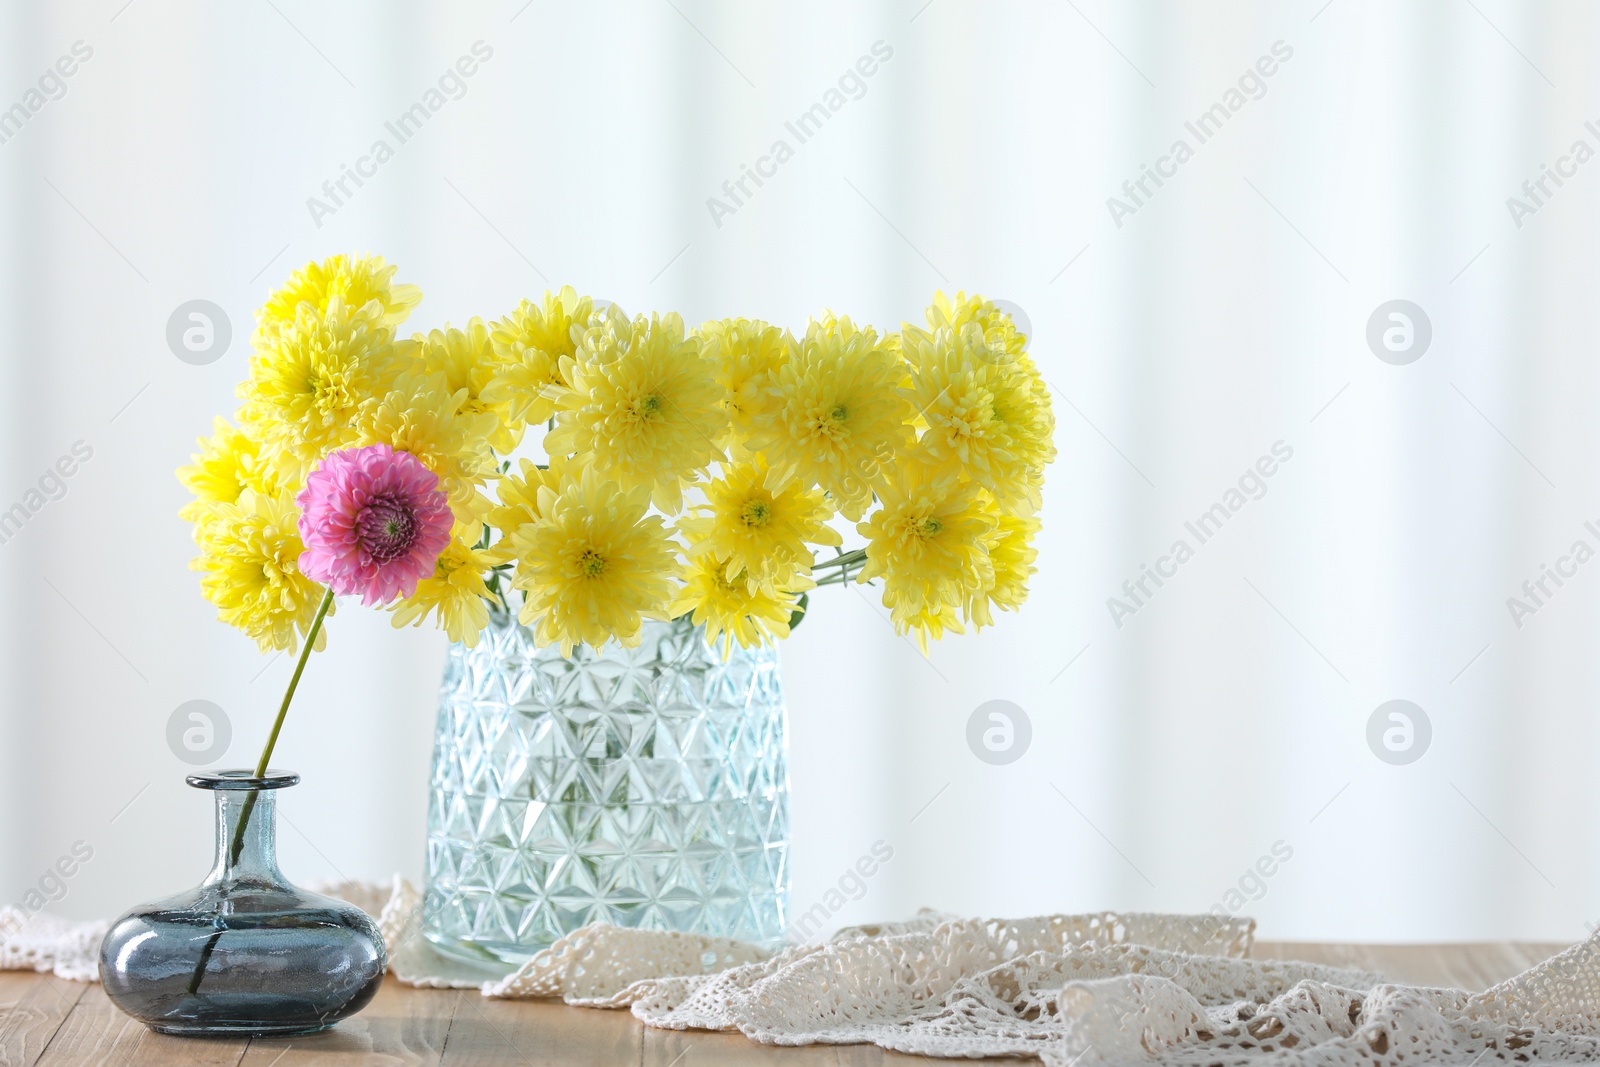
left=787, top=591, right=810, bottom=632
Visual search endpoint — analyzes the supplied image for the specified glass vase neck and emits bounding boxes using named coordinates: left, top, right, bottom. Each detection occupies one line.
left=187, top=771, right=298, bottom=885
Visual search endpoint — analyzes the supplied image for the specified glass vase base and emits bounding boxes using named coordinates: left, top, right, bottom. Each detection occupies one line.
left=421, top=930, right=527, bottom=969
left=147, top=1015, right=334, bottom=1039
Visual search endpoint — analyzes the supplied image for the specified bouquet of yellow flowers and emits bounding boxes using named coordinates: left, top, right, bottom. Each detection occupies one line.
left=180, top=253, right=1055, bottom=672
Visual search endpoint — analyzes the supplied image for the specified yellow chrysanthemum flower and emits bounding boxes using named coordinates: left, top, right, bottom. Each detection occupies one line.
left=812, top=308, right=887, bottom=348
left=671, top=554, right=809, bottom=657
left=747, top=316, right=913, bottom=520
left=257, top=254, right=422, bottom=341
left=696, top=317, right=794, bottom=451
left=484, top=454, right=592, bottom=566
left=238, top=299, right=414, bottom=484
left=485, top=459, right=552, bottom=565
left=856, top=462, right=995, bottom=650
left=177, top=417, right=282, bottom=525
left=190, top=490, right=329, bottom=653
left=882, top=598, right=965, bottom=649
left=922, top=290, right=1027, bottom=362
left=390, top=534, right=494, bottom=646
left=968, top=502, right=1041, bottom=629
left=677, top=459, right=840, bottom=587
left=482, top=286, right=594, bottom=428
left=507, top=467, right=682, bottom=656
left=913, top=292, right=1056, bottom=512
left=354, top=371, right=498, bottom=523
left=545, top=307, right=724, bottom=513
left=418, top=318, right=528, bottom=453
left=904, top=323, right=1055, bottom=512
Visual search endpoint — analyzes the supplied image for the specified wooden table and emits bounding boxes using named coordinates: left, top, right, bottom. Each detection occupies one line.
left=0, top=941, right=1568, bottom=1066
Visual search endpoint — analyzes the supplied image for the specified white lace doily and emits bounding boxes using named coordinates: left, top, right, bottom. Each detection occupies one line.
left=7, top=878, right=1598, bottom=1065
left=0, top=906, right=107, bottom=983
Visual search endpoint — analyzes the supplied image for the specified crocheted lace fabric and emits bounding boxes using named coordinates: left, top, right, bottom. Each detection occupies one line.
left=8, top=879, right=1600, bottom=1065
left=0, top=907, right=107, bottom=983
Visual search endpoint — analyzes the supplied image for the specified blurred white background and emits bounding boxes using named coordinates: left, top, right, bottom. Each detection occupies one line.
left=2, top=0, right=1598, bottom=944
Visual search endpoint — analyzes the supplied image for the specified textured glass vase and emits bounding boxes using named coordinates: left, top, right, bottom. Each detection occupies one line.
left=98, top=771, right=386, bottom=1036
left=422, top=609, right=789, bottom=965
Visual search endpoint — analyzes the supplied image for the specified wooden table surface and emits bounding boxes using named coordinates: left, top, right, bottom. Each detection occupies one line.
left=0, top=940, right=1569, bottom=1066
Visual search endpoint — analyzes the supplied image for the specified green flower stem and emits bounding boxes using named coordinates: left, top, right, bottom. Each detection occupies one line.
left=811, top=548, right=867, bottom=571
left=811, top=549, right=868, bottom=586
left=234, top=584, right=337, bottom=859
left=186, top=585, right=334, bottom=997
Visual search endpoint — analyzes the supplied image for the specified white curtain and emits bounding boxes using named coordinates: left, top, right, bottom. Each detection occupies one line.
left=1, top=0, right=1595, bottom=942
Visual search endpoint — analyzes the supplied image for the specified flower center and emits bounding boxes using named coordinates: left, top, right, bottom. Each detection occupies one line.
left=915, top=517, right=944, bottom=539
left=638, top=393, right=664, bottom=417
left=357, top=496, right=420, bottom=563
left=740, top=500, right=771, bottom=527
left=305, top=369, right=353, bottom=415
left=578, top=549, right=607, bottom=578
left=810, top=404, right=851, bottom=441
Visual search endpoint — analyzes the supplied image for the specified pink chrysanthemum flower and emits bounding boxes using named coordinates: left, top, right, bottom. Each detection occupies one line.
left=296, top=444, right=453, bottom=606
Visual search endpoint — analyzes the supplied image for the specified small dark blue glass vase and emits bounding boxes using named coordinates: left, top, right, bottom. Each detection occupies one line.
left=98, top=771, right=386, bottom=1036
